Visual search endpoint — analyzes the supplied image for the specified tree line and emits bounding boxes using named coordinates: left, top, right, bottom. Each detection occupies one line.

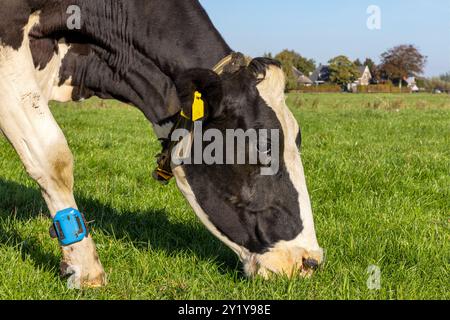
left=265, top=45, right=449, bottom=92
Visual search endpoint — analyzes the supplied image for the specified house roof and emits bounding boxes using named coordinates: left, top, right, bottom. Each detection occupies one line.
left=310, top=65, right=330, bottom=82
left=292, top=67, right=313, bottom=84
left=357, top=66, right=372, bottom=80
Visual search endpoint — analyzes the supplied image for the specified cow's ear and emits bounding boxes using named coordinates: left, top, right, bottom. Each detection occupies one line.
left=175, top=69, right=223, bottom=121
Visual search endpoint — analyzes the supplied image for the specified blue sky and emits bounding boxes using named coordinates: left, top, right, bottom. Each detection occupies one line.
left=200, top=0, right=450, bottom=77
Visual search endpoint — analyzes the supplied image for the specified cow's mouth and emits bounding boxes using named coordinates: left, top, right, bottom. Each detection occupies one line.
left=242, top=246, right=324, bottom=279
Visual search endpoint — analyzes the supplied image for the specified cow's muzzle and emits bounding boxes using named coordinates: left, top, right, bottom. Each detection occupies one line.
left=243, top=246, right=324, bottom=279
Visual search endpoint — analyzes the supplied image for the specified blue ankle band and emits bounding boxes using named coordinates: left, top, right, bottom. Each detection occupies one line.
left=53, top=208, right=88, bottom=246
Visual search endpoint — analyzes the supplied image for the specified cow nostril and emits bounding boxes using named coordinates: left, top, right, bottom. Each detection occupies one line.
left=303, top=258, right=319, bottom=270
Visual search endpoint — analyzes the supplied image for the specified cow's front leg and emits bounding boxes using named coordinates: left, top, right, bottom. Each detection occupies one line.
left=0, top=48, right=106, bottom=289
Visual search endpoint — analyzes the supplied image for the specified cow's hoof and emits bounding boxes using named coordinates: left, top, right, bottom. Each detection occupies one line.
left=61, top=262, right=107, bottom=289
left=60, top=237, right=107, bottom=289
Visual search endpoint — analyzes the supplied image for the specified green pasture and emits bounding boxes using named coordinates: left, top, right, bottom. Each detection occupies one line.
left=0, top=93, right=448, bottom=299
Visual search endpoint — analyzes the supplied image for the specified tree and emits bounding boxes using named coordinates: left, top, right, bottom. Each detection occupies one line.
left=353, top=59, right=363, bottom=67
left=379, top=44, right=427, bottom=88
left=423, top=77, right=450, bottom=93
left=328, top=55, right=360, bottom=87
left=440, top=72, right=450, bottom=82
left=274, top=50, right=316, bottom=91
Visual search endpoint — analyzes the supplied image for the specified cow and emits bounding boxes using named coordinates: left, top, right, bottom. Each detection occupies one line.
left=0, top=0, right=323, bottom=289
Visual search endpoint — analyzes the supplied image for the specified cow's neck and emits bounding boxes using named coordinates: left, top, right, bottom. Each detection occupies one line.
left=137, top=1, right=233, bottom=77
left=34, top=0, right=232, bottom=123
left=73, top=0, right=232, bottom=77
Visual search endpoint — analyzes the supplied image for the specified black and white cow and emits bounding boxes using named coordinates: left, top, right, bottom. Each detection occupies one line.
left=0, top=0, right=323, bottom=288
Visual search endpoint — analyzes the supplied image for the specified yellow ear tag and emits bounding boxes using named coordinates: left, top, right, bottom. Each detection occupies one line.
left=191, top=91, right=205, bottom=121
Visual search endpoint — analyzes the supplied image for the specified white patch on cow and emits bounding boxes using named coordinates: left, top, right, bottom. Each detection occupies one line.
left=51, top=82, right=74, bottom=102
left=0, top=12, right=105, bottom=288
left=23, top=12, right=75, bottom=103
left=49, top=42, right=75, bottom=102
left=35, top=40, right=72, bottom=101
left=256, top=65, right=323, bottom=261
left=35, top=38, right=75, bottom=103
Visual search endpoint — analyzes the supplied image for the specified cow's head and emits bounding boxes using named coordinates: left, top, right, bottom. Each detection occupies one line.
left=171, top=58, right=323, bottom=278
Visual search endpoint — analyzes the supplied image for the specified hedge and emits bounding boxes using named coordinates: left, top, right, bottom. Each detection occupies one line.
left=291, top=84, right=413, bottom=94
left=294, top=85, right=342, bottom=93
left=356, top=85, right=411, bottom=93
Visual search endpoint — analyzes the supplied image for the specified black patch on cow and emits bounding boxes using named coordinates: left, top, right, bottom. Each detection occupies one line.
left=0, top=1, right=33, bottom=50
left=29, top=37, right=58, bottom=70
left=22, top=0, right=232, bottom=125
left=179, top=60, right=304, bottom=254
left=0, top=1, right=64, bottom=50
left=296, top=129, right=302, bottom=150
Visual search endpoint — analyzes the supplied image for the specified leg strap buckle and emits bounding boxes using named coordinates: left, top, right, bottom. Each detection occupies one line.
left=50, top=208, right=89, bottom=246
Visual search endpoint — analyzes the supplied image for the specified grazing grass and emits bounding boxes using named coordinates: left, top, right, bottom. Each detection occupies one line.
left=0, top=93, right=448, bottom=300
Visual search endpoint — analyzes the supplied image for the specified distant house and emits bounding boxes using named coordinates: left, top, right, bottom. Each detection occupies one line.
left=292, top=67, right=313, bottom=86
left=406, top=76, right=419, bottom=92
left=348, top=66, right=373, bottom=92
left=309, top=64, right=374, bottom=90
left=356, top=66, right=372, bottom=86
left=310, top=65, right=331, bottom=85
